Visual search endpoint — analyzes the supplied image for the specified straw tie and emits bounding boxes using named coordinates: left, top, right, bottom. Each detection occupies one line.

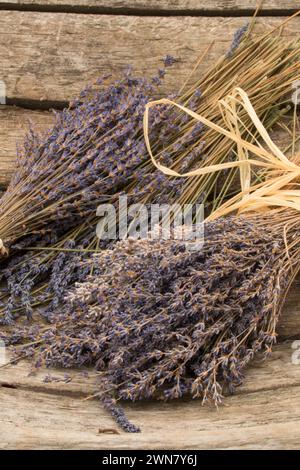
left=144, top=87, right=300, bottom=220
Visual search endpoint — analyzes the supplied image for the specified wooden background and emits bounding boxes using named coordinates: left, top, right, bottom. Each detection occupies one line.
left=1, top=0, right=300, bottom=450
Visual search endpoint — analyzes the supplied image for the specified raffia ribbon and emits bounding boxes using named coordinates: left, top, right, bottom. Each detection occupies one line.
left=143, top=87, right=300, bottom=221
left=0, top=238, right=8, bottom=256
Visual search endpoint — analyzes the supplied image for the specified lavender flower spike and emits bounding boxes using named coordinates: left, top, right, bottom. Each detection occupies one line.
left=226, top=22, right=249, bottom=58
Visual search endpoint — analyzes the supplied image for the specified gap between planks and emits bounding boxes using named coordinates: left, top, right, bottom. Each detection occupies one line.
left=0, top=5, right=299, bottom=17
left=0, top=1, right=299, bottom=16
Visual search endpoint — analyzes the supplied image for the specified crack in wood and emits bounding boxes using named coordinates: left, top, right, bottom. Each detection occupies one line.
left=5, top=97, right=68, bottom=111
left=0, top=3, right=298, bottom=17
left=0, top=382, right=18, bottom=389
left=2, top=372, right=300, bottom=401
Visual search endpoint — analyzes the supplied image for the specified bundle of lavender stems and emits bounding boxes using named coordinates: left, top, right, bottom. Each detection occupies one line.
left=1, top=21, right=300, bottom=324
left=7, top=212, right=292, bottom=433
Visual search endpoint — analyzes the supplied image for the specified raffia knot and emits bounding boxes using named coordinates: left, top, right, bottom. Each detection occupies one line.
left=144, top=87, right=300, bottom=220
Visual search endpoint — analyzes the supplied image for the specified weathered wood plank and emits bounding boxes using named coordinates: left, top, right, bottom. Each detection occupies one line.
left=2, top=1, right=300, bottom=13
left=0, top=105, right=54, bottom=187
left=1, top=342, right=300, bottom=398
left=278, top=278, right=300, bottom=338
left=1, top=381, right=299, bottom=449
left=1, top=13, right=300, bottom=103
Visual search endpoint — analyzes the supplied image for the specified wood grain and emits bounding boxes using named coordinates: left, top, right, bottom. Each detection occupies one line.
left=0, top=106, right=54, bottom=187
left=2, top=1, right=300, bottom=13
left=1, top=386, right=299, bottom=449
left=1, top=343, right=300, bottom=449
left=278, top=278, right=300, bottom=338
left=1, top=12, right=300, bottom=103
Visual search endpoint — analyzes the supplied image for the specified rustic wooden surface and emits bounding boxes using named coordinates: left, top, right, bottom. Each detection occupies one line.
left=0, top=0, right=300, bottom=450
left=1, top=13, right=300, bottom=103
left=1, top=341, right=300, bottom=449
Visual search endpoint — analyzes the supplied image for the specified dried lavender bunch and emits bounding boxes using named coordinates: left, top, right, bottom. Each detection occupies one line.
left=0, top=221, right=92, bottom=324
left=0, top=171, right=196, bottom=325
left=0, top=63, right=200, bottom=255
left=6, top=211, right=297, bottom=432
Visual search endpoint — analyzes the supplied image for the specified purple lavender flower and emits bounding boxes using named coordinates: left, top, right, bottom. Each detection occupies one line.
left=226, top=22, right=249, bottom=58
left=163, top=55, right=178, bottom=67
